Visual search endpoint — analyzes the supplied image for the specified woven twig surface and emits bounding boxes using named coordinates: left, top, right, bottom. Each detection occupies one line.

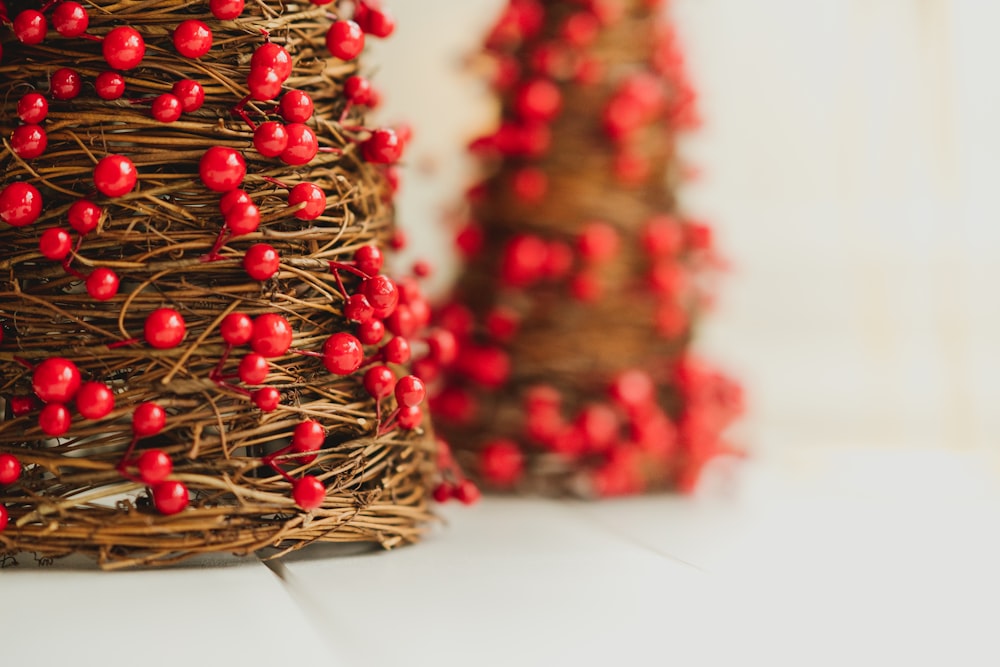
left=0, top=0, right=434, bottom=568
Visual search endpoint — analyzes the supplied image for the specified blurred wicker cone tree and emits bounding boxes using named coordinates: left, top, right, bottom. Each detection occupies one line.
left=428, top=0, right=743, bottom=498
left=0, top=0, right=447, bottom=568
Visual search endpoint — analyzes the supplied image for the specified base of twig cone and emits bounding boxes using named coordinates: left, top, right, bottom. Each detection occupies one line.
left=427, top=0, right=742, bottom=498
left=0, top=1, right=439, bottom=568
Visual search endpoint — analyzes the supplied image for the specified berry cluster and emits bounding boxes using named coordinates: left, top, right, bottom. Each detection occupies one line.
left=428, top=0, right=742, bottom=496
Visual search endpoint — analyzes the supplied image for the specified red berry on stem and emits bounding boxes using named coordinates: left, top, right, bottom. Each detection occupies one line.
left=287, top=182, right=326, bottom=220
left=152, top=481, right=188, bottom=515
left=322, top=333, right=364, bottom=375
left=239, top=353, right=269, bottom=384
left=362, top=128, right=402, bottom=164
left=426, top=329, right=457, bottom=365
left=137, top=449, right=172, bottom=484
left=210, top=0, right=245, bottom=20
left=344, top=294, right=374, bottom=323
left=39, top=402, right=71, bottom=436
left=394, top=375, right=425, bottom=408
left=200, top=146, right=245, bottom=192
left=13, top=10, right=46, bottom=45
left=68, top=200, right=101, bottom=234
left=364, top=7, right=396, bottom=38
left=252, top=386, right=281, bottom=412
left=247, top=66, right=283, bottom=101
left=40, top=227, right=73, bottom=260
left=397, top=405, right=422, bottom=430
left=0, top=505, right=7, bottom=531
left=94, top=155, right=138, bottom=198
left=76, top=381, right=115, bottom=419
left=132, top=402, right=166, bottom=437
left=219, top=189, right=251, bottom=216
left=385, top=305, right=415, bottom=338
left=641, top=215, right=682, bottom=256
left=292, top=476, right=325, bottom=510
left=356, top=319, right=384, bottom=345
left=253, top=121, right=288, bottom=158
left=381, top=336, right=410, bottom=364
left=220, top=312, right=253, bottom=346
left=251, top=43, right=292, bottom=81
left=33, top=358, right=81, bottom=403
left=152, top=93, right=182, bottom=123
left=344, top=76, right=372, bottom=105
left=577, top=221, right=620, bottom=263
left=292, top=420, right=325, bottom=453
left=479, top=439, right=524, bottom=488
left=515, top=78, right=562, bottom=123
left=17, top=93, right=48, bottom=123
left=353, top=245, right=383, bottom=276
left=173, top=20, right=212, bottom=58
left=360, top=275, right=399, bottom=319
left=0, top=454, right=21, bottom=485
left=432, top=482, right=452, bottom=503
left=326, top=20, right=364, bottom=60
left=244, top=243, right=280, bottom=281
left=172, top=79, right=204, bottom=112
left=363, top=365, right=395, bottom=399
left=144, top=308, right=186, bottom=349
left=0, top=182, right=42, bottom=227
left=10, top=396, right=39, bottom=418
left=95, top=71, right=126, bottom=100
left=609, top=369, right=655, bottom=410
left=50, top=67, right=82, bottom=100
left=86, top=267, right=120, bottom=301
left=279, top=90, right=313, bottom=122
left=225, top=201, right=260, bottom=236
left=280, top=123, right=318, bottom=166
left=511, top=167, right=547, bottom=202
left=103, top=26, right=145, bottom=70
left=454, top=479, right=481, bottom=505
left=52, top=2, right=89, bottom=38
left=250, top=313, right=293, bottom=358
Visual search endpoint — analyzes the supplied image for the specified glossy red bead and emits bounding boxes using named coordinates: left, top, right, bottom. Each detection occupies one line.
left=364, top=7, right=395, bottom=38
left=250, top=313, right=293, bottom=358
left=0, top=454, right=20, bottom=485
left=641, top=215, right=683, bottom=256
left=103, top=26, right=145, bottom=70
left=95, top=71, right=126, bottom=100
left=50, top=67, right=82, bottom=100
left=75, top=381, right=115, bottom=419
left=52, top=2, right=89, bottom=38
left=85, top=267, right=120, bottom=301
left=173, top=20, right=212, bottom=58
left=151, top=93, right=182, bottom=123
left=68, top=199, right=101, bottom=234
left=344, top=294, right=374, bottom=323
left=9, top=396, right=39, bottom=418
left=247, top=66, right=283, bottom=101
left=253, top=121, right=288, bottom=158
left=515, top=78, right=562, bottom=123
left=137, top=449, right=172, bottom=484
left=344, top=76, right=372, bottom=105
left=250, top=43, right=292, bottom=81
left=220, top=312, right=253, bottom=346
left=292, top=476, right=325, bottom=510
left=152, top=481, right=189, bottom=515
left=219, top=189, right=251, bottom=216
left=0, top=505, right=7, bottom=531
left=363, top=365, right=395, bottom=399
left=39, top=402, right=71, bottom=436
left=0, top=182, right=42, bottom=227
left=13, top=10, right=46, bottom=45
left=209, top=0, right=244, bottom=20
left=39, top=228, right=72, bottom=261
left=32, top=357, right=81, bottom=403
left=94, top=154, right=138, bottom=198
left=326, top=20, right=364, bottom=60
left=252, top=386, right=281, bottom=412
left=394, top=375, right=425, bottom=408
left=243, top=243, right=280, bottom=281
left=144, top=308, right=186, bottom=349
left=292, top=420, right=325, bottom=453
left=577, top=221, right=620, bottom=263
left=360, top=275, right=398, bottom=319
left=479, top=439, right=524, bottom=488
left=199, top=146, right=245, bottom=192
left=279, top=90, right=313, bottom=122
left=381, top=336, right=410, bottom=364
left=171, top=79, right=204, bottom=112
left=238, top=353, right=269, bottom=384
left=454, top=479, right=481, bottom=505
left=397, top=405, right=422, bottom=430
left=132, top=401, right=166, bottom=437
left=225, top=201, right=260, bottom=236
left=426, top=329, right=457, bottom=366
left=356, top=319, right=385, bottom=345
left=287, top=182, right=326, bottom=220
left=322, top=333, right=364, bottom=375
left=280, top=123, right=318, bottom=166
left=17, top=93, right=48, bottom=123
left=362, top=128, right=402, bottom=164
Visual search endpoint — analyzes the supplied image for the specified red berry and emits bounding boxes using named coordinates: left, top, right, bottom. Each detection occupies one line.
left=219, top=189, right=251, bottom=216
left=279, top=90, right=313, bottom=122
left=173, top=20, right=212, bottom=58
left=609, top=369, right=655, bottom=409
left=364, top=7, right=396, bottom=38
left=238, top=353, right=269, bottom=384
left=220, top=312, right=253, bottom=346
left=199, top=146, right=245, bottom=192
left=344, top=76, right=372, bottom=105
left=426, top=329, right=457, bottom=365
left=68, top=200, right=101, bottom=234
left=397, top=405, right=422, bottom=429
left=499, top=234, right=547, bottom=287
left=292, top=476, right=325, bottom=510
left=362, top=128, right=402, bottom=164
left=394, top=375, right=425, bottom=408
left=13, top=10, right=47, bottom=45
left=360, top=275, right=399, bottom=319
left=17, top=93, right=48, bottom=123
left=322, top=333, right=364, bottom=375
left=641, top=215, right=682, bottom=256
left=326, top=20, right=364, bottom=60
left=0, top=182, right=43, bottom=227
left=33, top=357, right=81, bottom=403
left=137, top=449, right=172, bottom=484
left=575, top=403, right=619, bottom=451
left=510, top=167, right=547, bottom=202
left=93, top=155, right=138, bottom=198
left=132, top=402, right=166, bottom=437
left=250, top=43, right=292, bottom=81
left=225, top=201, right=260, bottom=236
left=103, top=26, right=145, bottom=70
left=384, top=305, right=415, bottom=338
left=171, top=79, right=204, bottom=112
left=253, top=121, right=288, bottom=158
left=432, top=482, right=452, bottom=503
left=363, top=365, right=395, bottom=399
left=252, top=386, right=281, bottom=412
left=210, top=0, right=245, bottom=20
left=152, top=481, right=188, bottom=515
left=250, top=313, right=293, bottom=358
left=0, top=505, right=6, bottom=531
left=50, top=67, right=82, bottom=100
left=454, top=479, right=481, bottom=505
left=152, top=93, right=182, bottom=123
left=86, top=267, right=120, bottom=301
left=0, top=454, right=21, bottom=485
left=479, top=439, right=524, bottom=487
left=52, top=2, right=89, bottom=38
left=280, top=123, right=318, bottom=166
left=144, top=308, right=186, bottom=349
left=95, top=71, right=126, bottom=100
left=515, top=78, right=562, bottom=123
left=76, top=381, right=115, bottom=419
left=10, top=396, right=39, bottom=417
left=356, top=319, right=384, bottom=345
left=243, top=243, right=280, bottom=281
left=287, top=182, right=326, bottom=220
left=38, top=402, right=71, bottom=436
left=561, top=11, right=599, bottom=47
left=353, top=245, right=383, bottom=276
left=344, top=294, right=374, bottom=323
left=381, top=336, right=410, bottom=364
left=247, top=66, right=283, bottom=101
left=292, top=420, right=325, bottom=453
left=577, top=221, right=619, bottom=263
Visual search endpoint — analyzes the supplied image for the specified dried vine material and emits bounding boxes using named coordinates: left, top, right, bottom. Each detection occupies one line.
left=427, top=0, right=743, bottom=498
left=0, top=0, right=442, bottom=569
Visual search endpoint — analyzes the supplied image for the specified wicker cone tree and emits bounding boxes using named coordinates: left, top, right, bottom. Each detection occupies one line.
left=0, top=0, right=444, bottom=568
left=428, top=0, right=743, bottom=498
